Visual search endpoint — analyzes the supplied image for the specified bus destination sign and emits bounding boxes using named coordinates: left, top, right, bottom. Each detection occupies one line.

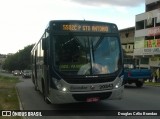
left=62, top=24, right=109, bottom=32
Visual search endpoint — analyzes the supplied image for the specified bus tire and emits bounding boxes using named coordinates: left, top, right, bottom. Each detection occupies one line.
left=42, top=80, right=51, bottom=104
left=135, top=81, right=143, bottom=88
left=34, top=82, right=39, bottom=91
left=35, top=84, right=39, bottom=91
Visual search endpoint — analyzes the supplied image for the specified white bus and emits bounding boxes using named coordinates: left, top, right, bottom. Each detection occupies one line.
left=31, top=20, right=124, bottom=104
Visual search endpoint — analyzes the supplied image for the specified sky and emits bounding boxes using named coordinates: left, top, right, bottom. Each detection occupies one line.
left=0, top=0, right=145, bottom=54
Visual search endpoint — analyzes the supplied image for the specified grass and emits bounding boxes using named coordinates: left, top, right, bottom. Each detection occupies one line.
left=144, top=81, right=160, bottom=87
left=0, top=75, right=21, bottom=119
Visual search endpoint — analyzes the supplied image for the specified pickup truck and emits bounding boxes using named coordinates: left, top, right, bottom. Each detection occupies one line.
left=123, top=68, right=152, bottom=88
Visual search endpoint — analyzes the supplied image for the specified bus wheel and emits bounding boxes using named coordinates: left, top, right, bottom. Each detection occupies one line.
left=35, top=84, right=39, bottom=91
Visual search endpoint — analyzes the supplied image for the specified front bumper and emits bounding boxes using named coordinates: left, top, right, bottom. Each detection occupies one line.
left=49, top=86, right=123, bottom=104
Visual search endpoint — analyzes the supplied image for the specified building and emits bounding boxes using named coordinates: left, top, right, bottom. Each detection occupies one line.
left=134, top=0, right=160, bottom=69
left=119, top=27, right=139, bottom=68
left=120, top=27, right=135, bottom=57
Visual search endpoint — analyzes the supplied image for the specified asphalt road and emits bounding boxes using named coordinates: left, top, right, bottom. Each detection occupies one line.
left=1, top=73, right=160, bottom=119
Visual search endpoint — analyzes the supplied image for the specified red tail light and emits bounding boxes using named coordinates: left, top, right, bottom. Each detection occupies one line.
left=128, top=72, right=131, bottom=77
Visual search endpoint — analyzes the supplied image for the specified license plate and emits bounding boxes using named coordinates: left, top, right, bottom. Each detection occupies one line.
left=86, top=97, right=99, bottom=102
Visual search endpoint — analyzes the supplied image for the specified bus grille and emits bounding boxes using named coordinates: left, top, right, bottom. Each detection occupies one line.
left=64, top=77, right=115, bottom=84
left=72, top=92, right=112, bottom=101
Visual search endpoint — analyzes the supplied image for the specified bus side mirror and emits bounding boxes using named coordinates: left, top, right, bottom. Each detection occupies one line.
left=42, top=38, right=46, bottom=50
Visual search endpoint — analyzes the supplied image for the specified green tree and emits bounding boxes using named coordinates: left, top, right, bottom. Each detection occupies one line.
left=2, top=44, right=34, bottom=72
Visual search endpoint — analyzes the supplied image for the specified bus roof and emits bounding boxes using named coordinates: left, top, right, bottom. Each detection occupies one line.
left=49, top=20, right=117, bottom=25
left=48, top=20, right=119, bottom=33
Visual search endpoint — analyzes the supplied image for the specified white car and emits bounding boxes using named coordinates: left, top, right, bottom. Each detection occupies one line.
left=22, top=70, right=31, bottom=78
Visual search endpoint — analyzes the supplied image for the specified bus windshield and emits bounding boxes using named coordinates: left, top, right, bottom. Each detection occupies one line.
left=53, top=34, right=120, bottom=75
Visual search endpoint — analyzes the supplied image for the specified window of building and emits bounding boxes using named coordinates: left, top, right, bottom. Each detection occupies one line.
left=155, top=35, right=160, bottom=39
left=136, top=20, right=144, bottom=30
left=124, top=58, right=135, bottom=64
left=156, top=17, right=160, bottom=26
left=145, top=36, right=154, bottom=40
left=128, top=45, right=130, bottom=49
left=145, top=18, right=154, bottom=28
left=141, top=58, right=149, bottom=64
left=146, top=1, right=160, bottom=12
left=125, top=32, right=129, bottom=38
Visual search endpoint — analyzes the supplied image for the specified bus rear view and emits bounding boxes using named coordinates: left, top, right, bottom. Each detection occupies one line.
left=31, top=20, right=124, bottom=104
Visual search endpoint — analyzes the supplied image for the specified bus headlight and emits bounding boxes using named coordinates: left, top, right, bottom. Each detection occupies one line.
left=52, top=78, right=67, bottom=92
left=115, top=83, right=121, bottom=88
left=114, top=75, right=123, bottom=89
left=62, top=87, right=67, bottom=92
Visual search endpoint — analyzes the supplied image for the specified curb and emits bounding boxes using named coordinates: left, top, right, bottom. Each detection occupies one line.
left=15, top=86, right=24, bottom=110
left=16, top=83, right=29, bottom=119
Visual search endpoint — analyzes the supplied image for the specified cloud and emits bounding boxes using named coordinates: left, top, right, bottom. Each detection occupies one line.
left=68, top=0, right=145, bottom=7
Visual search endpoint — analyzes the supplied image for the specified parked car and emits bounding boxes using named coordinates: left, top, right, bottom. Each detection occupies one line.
left=22, top=70, right=32, bottom=78
left=13, top=70, right=21, bottom=76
